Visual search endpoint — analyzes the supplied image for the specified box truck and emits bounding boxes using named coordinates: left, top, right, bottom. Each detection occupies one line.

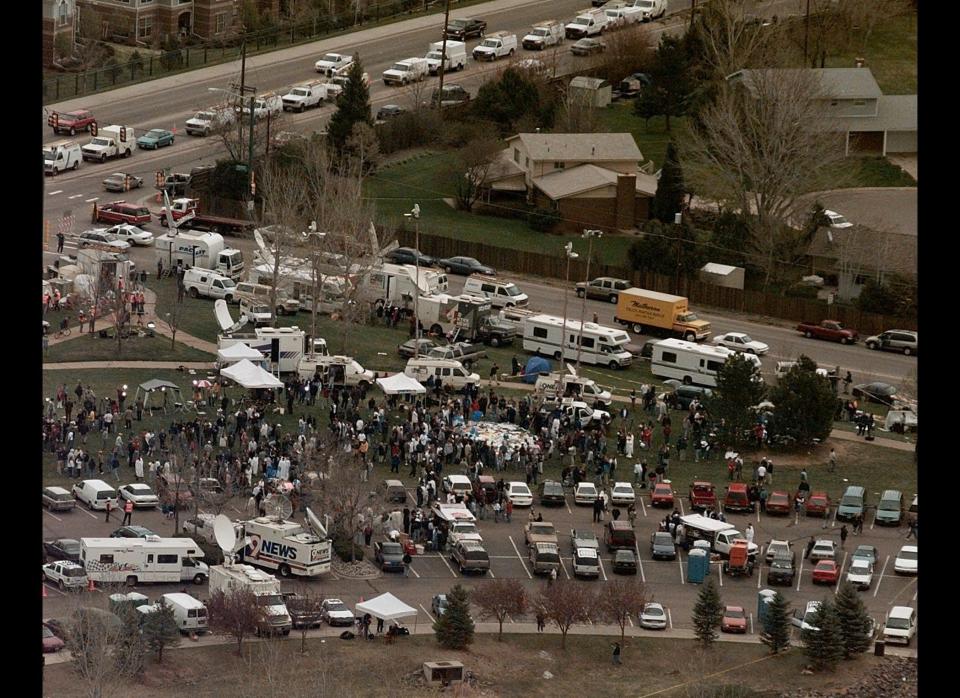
left=614, top=288, right=711, bottom=341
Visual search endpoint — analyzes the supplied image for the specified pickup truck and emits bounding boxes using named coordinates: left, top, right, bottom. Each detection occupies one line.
left=426, top=342, right=486, bottom=369
left=796, top=320, right=859, bottom=344
left=570, top=528, right=599, bottom=553
left=48, top=109, right=96, bottom=136
left=524, top=522, right=558, bottom=547
left=473, top=316, right=516, bottom=347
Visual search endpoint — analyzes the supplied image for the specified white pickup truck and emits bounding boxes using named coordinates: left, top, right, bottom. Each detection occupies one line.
left=185, top=107, right=235, bottom=136
left=472, top=31, right=517, bottom=61
left=81, top=125, right=134, bottom=162
left=382, top=57, right=429, bottom=86
left=522, top=21, right=565, bottom=50
left=314, top=52, right=353, bottom=76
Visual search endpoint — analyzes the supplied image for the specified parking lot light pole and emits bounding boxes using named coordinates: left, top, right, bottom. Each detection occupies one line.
left=561, top=242, right=579, bottom=367
left=575, top=229, right=602, bottom=369
left=404, top=204, right=422, bottom=357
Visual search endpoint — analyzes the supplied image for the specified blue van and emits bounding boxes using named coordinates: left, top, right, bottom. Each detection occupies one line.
left=837, top=485, right=866, bottom=521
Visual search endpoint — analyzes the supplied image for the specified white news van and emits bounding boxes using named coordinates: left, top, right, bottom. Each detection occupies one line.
left=462, top=275, right=528, bottom=308
left=297, top=354, right=375, bottom=386
left=535, top=370, right=613, bottom=406
left=208, top=563, right=292, bottom=635
left=160, top=592, right=209, bottom=634
left=218, top=326, right=308, bottom=374
left=363, top=263, right=448, bottom=309
left=80, top=536, right=210, bottom=586
left=237, top=512, right=332, bottom=578
left=154, top=231, right=245, bottom=280
left=44, top=140, right=82, bottom=175
left=404, top=358, right=481, bottom=388
left=651, top=338, right=761, bottom=387
left=425, top=40, right=467, bottom=74
left=522, top=314, right=633, bottom=369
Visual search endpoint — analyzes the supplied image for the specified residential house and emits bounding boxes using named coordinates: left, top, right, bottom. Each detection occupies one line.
left=728, top=67, right=916, bottom=156
left=483, top=132, right=657, bottom=233
left=806, top=224, right=916, bottom=301
left=74, top=0, right=238, bottom=46
left=43, top=0, right=77, bottom=67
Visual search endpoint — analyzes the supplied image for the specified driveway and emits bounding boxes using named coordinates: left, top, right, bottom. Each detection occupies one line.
left=808, top=188, right=917, bottom=238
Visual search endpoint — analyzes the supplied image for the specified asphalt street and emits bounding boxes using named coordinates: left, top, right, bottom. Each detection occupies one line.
left=42, top=478, right=919, bottom=646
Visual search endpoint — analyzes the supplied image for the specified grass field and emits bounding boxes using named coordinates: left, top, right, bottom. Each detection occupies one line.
left=824, top=13, right=917, bottom=94
left=42, top=633, right=900, bottom=698
left=43, top=333, right=214, bottom=364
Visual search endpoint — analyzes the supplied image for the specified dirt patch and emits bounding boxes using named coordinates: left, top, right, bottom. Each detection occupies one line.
left=42, top=635, right=904, bottom=698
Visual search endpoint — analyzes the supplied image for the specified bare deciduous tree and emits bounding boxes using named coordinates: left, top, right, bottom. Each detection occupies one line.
left=595, top=579, right=647, bottom=648
left=599, top=22, right=654, bottom=83
left=538, top=580, right=595, bottom=649
left=207, top=588, right=264, bottom=656
left=692, top=0, right=778, bottom=79
left=471, top=578, right=528, bottom=640
left=443, top=135, right=502, bottom=211
left=285, top=584, right=326, bottom=655
left=837, top=0, right=912, bottom=55
left=680, top=70, right=846, bottom=286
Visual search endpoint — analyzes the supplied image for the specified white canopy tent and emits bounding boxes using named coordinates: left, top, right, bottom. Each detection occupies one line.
left=217, top=342, right=267, bottom=366
left=376, top=373, right=426, bottom=395
left=355, top=592, right=418, bottom=632
left=220, top=359, right=284, bottom=389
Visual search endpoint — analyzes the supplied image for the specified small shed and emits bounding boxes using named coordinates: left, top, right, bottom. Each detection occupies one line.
left=568, top=76, right=612, bottom=108
left=699, top=262, right=745, bottom=290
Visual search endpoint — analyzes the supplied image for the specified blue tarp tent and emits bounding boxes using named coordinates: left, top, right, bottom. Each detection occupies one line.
left=522, top=356, right=551, bottom=383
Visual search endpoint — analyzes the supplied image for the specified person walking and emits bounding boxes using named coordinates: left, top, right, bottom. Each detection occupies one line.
left=122, top=499, right=133, bottom=526
left=536, top=610, right=546, bottom=632
left=548, top=567, right=557, bottom=586
left=828, top=448, right=837, bottom=473
left=592, top=496, right=603, bottom=523
left=489, top=363, right=500, bottom=386
left=744, top=523, right=755, bottom=545
left=804, top=536, right=815, bottom=560
left=56, top=231, right=65, bottom=253
left=905, top=516, right=918, bottom=541
left=505, top=498, right=513, bottom=523
left=843, top=371, right=853, bottom=394
left=612, top=642, right=622, bottom=666
left=104, top=498, right=113, bottom=523
left=402, top=551, right=412, bottom=578
left=839, top=525, right=848, bottom=549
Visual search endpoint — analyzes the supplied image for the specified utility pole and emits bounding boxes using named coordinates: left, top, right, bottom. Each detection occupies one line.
left=437, top=0, right=452, bottom=112
left=803, top=0, right=811, bottom=66
left=575, top=230, right=602, bottom=369
left=405, top=205, right=422, bottom=357
left=673, top=213, right=683, bottom=296
left=690, top=0, right=697, bottom=32
left=561, top=242, right=579, bottom=367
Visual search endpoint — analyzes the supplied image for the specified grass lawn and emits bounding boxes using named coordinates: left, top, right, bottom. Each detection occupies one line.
left=830, top=156, right=916, bottom=189
left=43, top=333, right=214, bottom=364
left=366, top=151, right=636, bottom=266
left=42, top=632, right=899, bottom=697
left=596, top=110, right=675, bottom=170
left=824, top=13, right=917, bottom=94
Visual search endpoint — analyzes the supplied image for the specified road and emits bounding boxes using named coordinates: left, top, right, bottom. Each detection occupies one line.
left=42, top=480, right=919, bottom=647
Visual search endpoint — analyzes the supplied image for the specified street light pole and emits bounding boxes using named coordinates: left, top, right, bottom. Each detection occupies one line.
left=404, top=204, right=422, bottom=357
left=575, top=229, right=602, bottom=370
left=561, top=242, right=579, bottom=368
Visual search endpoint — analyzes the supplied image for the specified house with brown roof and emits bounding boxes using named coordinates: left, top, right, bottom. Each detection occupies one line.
left=483, top=132, right=657, bottom=233
left=806, top=224, right=916, bottom=301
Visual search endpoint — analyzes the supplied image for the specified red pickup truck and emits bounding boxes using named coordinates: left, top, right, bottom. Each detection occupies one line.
left=48, top=110, right=97, bottom=136
left=796, top=320, right=858, bottom=344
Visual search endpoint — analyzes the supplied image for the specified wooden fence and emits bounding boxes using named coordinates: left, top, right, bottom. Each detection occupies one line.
left=397, top=230, right=916, bottom=335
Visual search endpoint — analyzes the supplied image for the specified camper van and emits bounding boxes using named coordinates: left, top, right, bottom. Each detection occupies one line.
left=404, top=358, right=481, bottom=388
left=522, top=314, right=632, bottom=369
left=160, top=593, right=209, bottom=634
left=651, top=338, right=761, bottom=387
left=80, top=537, right=209, bottom=585
left=462, top=275, right=528, bottom=308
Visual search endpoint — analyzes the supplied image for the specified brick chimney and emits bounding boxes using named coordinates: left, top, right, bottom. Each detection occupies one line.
left=615, top=174, right=636, bottom=231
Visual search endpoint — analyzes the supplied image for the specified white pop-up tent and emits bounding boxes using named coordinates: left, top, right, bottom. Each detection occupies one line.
left=220, top=359, right=283, bottom=389
left=355, top=592, right=418, bottom=631
left=376, top=373, right=426, bottom=395
left=217, top=342, right=267, bottom=366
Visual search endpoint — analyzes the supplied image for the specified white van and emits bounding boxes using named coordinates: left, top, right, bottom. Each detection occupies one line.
left=298, top=355, right=375, bottom=387
left=404, top=359, right=480, bottom=388
left=463, top=275, right=529, bottom=308
left=234, top=281, right=301, bottom=315
left=161, top=593, right=209, bottom=633
left=44, top=140, right=82, bottom=175
left=239, top=298, right=274, bottom=326
left=651, top=338, right=761, bottom=387
left=183, top=268, right=237, bottom=301
left=71, top=479, right=117, bottom=511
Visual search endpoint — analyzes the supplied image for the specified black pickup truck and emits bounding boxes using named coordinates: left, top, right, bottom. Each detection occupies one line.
left=426, top=341, right=486, bottom=369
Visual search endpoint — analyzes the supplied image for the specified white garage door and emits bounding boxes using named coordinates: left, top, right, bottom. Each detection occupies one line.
left=886, top=130, right=917, bottom=154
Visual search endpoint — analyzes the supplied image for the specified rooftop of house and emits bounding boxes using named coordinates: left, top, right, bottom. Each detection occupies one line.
left=729, top=68, right=883, bottom=100
left=534, top=164, right=657, bottom=200
left=506, top=132, right=643, bottom=163
left=838, top=94, right=917, bottom=132
left=807, top=225, right=916, bottom=277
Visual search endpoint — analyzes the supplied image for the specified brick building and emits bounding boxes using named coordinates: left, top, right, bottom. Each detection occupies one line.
left=74, top=0, right=238, bottom=46
left=43, top=0, right=77, bottom=67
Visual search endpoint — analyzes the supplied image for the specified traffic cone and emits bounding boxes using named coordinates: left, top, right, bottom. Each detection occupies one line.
left=87, top=578, right=95, bottom=592
left=42, top=584, right=48, bottom=598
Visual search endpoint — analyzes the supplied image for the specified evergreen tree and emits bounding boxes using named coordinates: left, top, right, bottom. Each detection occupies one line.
left=708, top=353, right=766, bottom=447
left=471, top=68, right=542, bottom=133
left=633, top=34, right=693, bottom=131
left=433, top=584, right=475, bottom=650
left=692, top=577, right=723, bottom=648
left=760, top=591, right=791, bottom=654
left=834, top=581, right=872, bottom=658
left=142, top=599, right=182, bottom=663
left=802, top=598, right=844, bottom=671
left=710, top=211, right=752, bottom=269
left=327, top=55, right=373, bottom=155
left=627, top=219, right=704, bottom=278
left=768, top=356, right=836, bottom=446
left=652, top=142, right=686, bottom=223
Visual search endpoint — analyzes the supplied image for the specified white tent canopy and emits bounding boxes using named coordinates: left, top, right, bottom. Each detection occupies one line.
left=220, top=359, right=283, bottom=389
left=376, top=373, right=426, bottom=395
left=217, top=342, right=266, bottom=364
left=355, top=592, right=417, bottom=622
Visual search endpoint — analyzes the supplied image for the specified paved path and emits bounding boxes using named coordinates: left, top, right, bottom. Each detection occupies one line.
left=44, top=361, right=213, bottom=370
left=42, top=619, right=917, bottom=665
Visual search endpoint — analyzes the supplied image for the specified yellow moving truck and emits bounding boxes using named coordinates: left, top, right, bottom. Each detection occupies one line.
left=614, top=288, right=711, bottom=341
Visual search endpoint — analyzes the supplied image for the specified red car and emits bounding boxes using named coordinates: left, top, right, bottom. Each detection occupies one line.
left=42, top=624, right=65, bottom=653
left=689, top=481, right=716, bottom=511
left=48, top=109, right=96, bottom=136
left=651, top=482, right=674, bottom=507
left=765, top=490, right=792, bottom=515
left=805, top=491, right=831, bottom=517
left=723, top=483, right=754, bottom=513
left=94, top=201, right=152, bottom=226
left=721, top=605, right=748, bottom=633
left=812, top=560, right=839, bottom=584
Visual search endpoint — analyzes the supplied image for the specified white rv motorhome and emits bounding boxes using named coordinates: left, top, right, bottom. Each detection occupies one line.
left=650, top=338, right=762, bottom=387
left=80, top=536, right=210, bottom=585
left=522, top=314, right=632, bottom=369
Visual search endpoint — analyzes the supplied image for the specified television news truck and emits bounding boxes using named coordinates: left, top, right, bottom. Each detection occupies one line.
left=208, top=563, right=293, bottom=635
left=235, top=509, right=332, bottom=578
left=80, top=536, right=210, bottom=586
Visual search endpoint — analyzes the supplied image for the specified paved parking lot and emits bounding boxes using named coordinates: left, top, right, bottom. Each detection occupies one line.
left=42, top=479, right=919, bottom=645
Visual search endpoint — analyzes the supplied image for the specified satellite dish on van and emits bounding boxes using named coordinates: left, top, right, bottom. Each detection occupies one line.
left=305, top=507, right=328, bottom=539
left=213, top=514, right=237, bottom=558
left=565, top=363, right=578, bottom=377
left=263, top=494, right=293, bottom=520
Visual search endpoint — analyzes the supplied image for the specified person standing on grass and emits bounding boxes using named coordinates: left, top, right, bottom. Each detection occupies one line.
left=612, top=642, right=622, bottom=666
left=536, top=610, right=546, bottom=632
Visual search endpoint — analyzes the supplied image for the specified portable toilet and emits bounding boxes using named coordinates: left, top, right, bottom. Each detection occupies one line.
left=688, top=548, right=708, bottom=583
left=693, top=540, right=711, bottom=552
left=757, top=589, right=777, bottom=631
left=127, top=592, right=150, bottom=608
left=108, top=593, right=128, bottom=615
